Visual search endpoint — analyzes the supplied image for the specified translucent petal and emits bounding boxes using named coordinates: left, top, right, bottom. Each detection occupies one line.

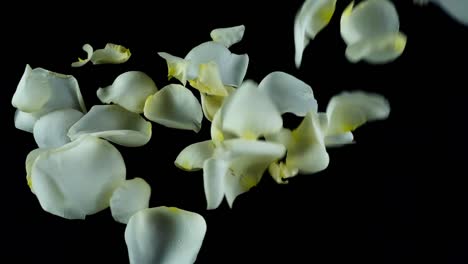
left=286, top=111, right=329, bottom=174
left=258, top=71, right=317, bottom=116
left=90, top=43, right=131, bottom=65
left=200, top=86, right=235, bottom=122
left=125, top=206, right=207, bottom=264
left=185, top=41, right=249, bottom=87
left=268, top=162, right=299, bottom=184
left=326, top=91, right=390, bottom=135
left=12, top=65, right=86, bottom=114
left=26, top=148, right=49, bottom=193
left=203, top=158, right=228, bottom=210
left=14, top=109, right=40, bottom=133
left=31, top=135, right=126, bottom=219
left=210, top=25, right=245, bottom=48
left=189, top=61, right=229, bottom=96
left=143, top=84, right=203, bottom=132
left=294, top=0, right=337, bottom=68
left=68, top=105, right=152, bottom=147
left=345, top=32, right=407, bottom=64
left=174, top=140, right=215, bottom=171
left=97, top=71, right=158, bottom=113
left=324, top=132, right=355, bottom=147
left=432, top=0, right=468, bottom=26
left=71, top=44, right=93, bottom=67
left=221, top=80, right=283, bottom=139
left=33, top=109, right=83, bottom=148
left=158, top=52, right=189, bottom=85
left=110, top=178, right=151, bottom=224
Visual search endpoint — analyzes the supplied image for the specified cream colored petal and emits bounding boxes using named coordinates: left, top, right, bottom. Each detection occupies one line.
left=31, top=135, right=126, bottom=219
left=286, top=111, right=329, bottom=174
left=97, top=71, right=158, bottom=113
left=200, top=86, right=235, bottom=121
left=90, top=43, right=131, bottom=65
left=33, top=109, right=83, bottom=148
left=143, top=84, right=203, bottom=132
left=125, top=206, right=207, bottom=264
left=268, top=162, right=299, bottom=184
left=71, top=44, right=93, bottom=67
left=26, top=148, right=50, bottom=193
left=68, top=105, right=152, bottom=147
left=210, top=107, right=237, bottom=145
left=324, top=132, right=355, bottom=147
left=158, top=52, right=189, bottom=86
left=110, top=178, right=151, bottom=224
left=258, top=71, right=317, bottom=116
left=14, top=109, right=41, bottom=133
left=203, top=158, right=228, bottom=210
left=174, top=140, right=215, bottom=171
left=294, top=0, right=337, bottom=68
left=221, top=80, right=283, bottom=139
left=264, top=128, right=292, bottom=148
left=189, top=61, right=228, bottom=96
left=210, top=25, right=245, bottom=48
left=12, top=65, right=86, bottom=114
left=326, top=91, right=390, bottom=135
left=185, top=41, right=249, bottom=87
left=345, top=32, right=407, bottom=64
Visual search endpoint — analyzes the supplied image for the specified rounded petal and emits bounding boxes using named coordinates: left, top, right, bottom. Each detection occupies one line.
left=71, top=44, right=93, bottom=67
left=174, top=140, right=215, bottom=171
left=200, top=86, right=235, bottom=122
left=97, top=71, right=158, bottom=113
left=203, top=158, right=228, bottom=210
left=221, top=80, right=283, bottom=139
left=189, top=61, right=229, bottom=96
left=143, top=84, right=203, bottom=132
left=210, top=25, right=245, bottom=48
left=433, top=0, right=468, bottom=26
left=345, top=32, right=407, bottom=64
left=264, top=128, right=292, bottom=147
left=185, top=41, right=249, bottom=87
left=68, top=105, right=152, bottom=147
left=258, top=71, right=318, bottom=116
left=90, top=43, right=131, bottom=65
left=125, top=207, right=207, bottom=264
left=33, top=109, right=83, bottom=148
left=158, top=52, right=189, bottom=85
left=31, top=135, right=126, bottom=219
left=26, top=148, right=50, bottom=193
left=14, top=109, right=41, bottom=133
left=110, top=178, right=151, bottom=224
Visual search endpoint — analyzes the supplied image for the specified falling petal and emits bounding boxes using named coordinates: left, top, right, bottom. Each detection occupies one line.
left=31, top=135, right=126, bottom=219
left=421, top=0, right=468, bottom=26
left=265, top=128, right=293, bottom=148
left=71, top=44, right=93, bottom=67
left=14, top=109, right=41, bottom=133
left=97, top=71, right=158, bottom=114
left=210, top=107, right=236, bottom=144
left=324, top=132, right=355, bottom=147
left=110, top=178, right=151, bottom=224
left=158, top=52, right=189, bottom=85
left=203, top=158, right=228, bottom=209
left=68, top=105, right=152, bottom=147
left=26, top=148, right=49, bottom=193
left=174, top=140, right=215, bottom=171
left=268, top=162, right=299, bottom=184
left=91, top=43, right=131, bottom=65
left=189, top=61, right=229, bottom=96
left=210, top=25, right=245, bottom=48
left=345, top=32, right=407, bottom=64
left=33, top=109, right=83, bottom=148
left=143, top=84, right=203, bottom=132
left=125, top=206, right=207, bottom=264
left=200, top=86, right=235, bottom=122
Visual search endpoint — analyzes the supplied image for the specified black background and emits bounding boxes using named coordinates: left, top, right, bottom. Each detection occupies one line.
left=3, top=0, right=468, bottom=263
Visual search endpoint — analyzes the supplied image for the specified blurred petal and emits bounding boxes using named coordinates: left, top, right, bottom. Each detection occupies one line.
left=144, top=84, right=203, bottom=132
left=258, top=71, right=317, bottom=116
left=294, top=0, right=337, bottom=68
left=432, top=0, right=468, bottom=26
left=90, top=43, right=131, bottom=65
left=200, top=86, right=235, bottom=121
left=125, top=207, right=207, bottom=264
left=189, top=61, right=229, bottom=96
left=97, top=71, right=158, bottom=113
left=174, top=140, right=215, bottom=171
left=185, top=41, right=249, bottom=87
left=210, top=25, right=245, bottom=48
left=203, top=158, right=228, bottom=210
left=33, top=109, right=83, bottom=148
left=71, top=44, right=93, bottom=67
left=264, top=128, right=292, bottom=148
left=210, top=107, right=236, bottom=144
left=221, top=80, right=282, bottom=139
left=268, top=162, right=299, bottom=184
left=68, top=105, right=152, bottom=147
left=14, top=109, right=40, bottom=133
left=31, top=135, right=126, bottom=219
left=324, top=132, right=355, bottom=147
left=158, top=52, right=189, bottom=85
left=345, top=32, right=407, bottom=64
left=110, top=178, right=151, bottom=224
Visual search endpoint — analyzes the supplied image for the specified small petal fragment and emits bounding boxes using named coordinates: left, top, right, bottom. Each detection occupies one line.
left=68, top=105, right=152, bottom=147
left=258, top=71, right=317, bottom=116
left=143, top=84, right=203, bottom=132
left=110, top=178, right=151, bottom=224
left=203, top=158, right=228, bottom=209
left=97, top=71, right=158, bottom=113
left=91, top=43, right=131, bottom=65
left=125, top=207, right=207, bottom=264
left=14, top=110, right=40, bottom=133
left=158, top=52, right=189, bottom=85
left=31, top=135, right=126, bottom=219
left=33, top=109, right=83, bottom=148
left=294, top=0, right=337, bottom=68
left=189, top=61, right=229, bottom=96
left=174, top=140, right=215, bottom=171
left=210, top=25, right=245, bottom=48
left=71, top=44, right=93, bottom=67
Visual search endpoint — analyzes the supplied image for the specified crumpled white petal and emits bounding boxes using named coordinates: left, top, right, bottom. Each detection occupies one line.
left=125, top=206, right=207, bottom=264
left=97, top=71, right=158, bottom=113
left=258, top=71, right=317, bottom=116
left=340, top=0, right=406, bottom=64
left=210, top=25, right=245, bottom=48
left=189, top=61, right=229, bottom=96
left=33, top=109, right=83, bottom=148
left=110, top=178, right=151, bottom=224
left=203, top=158, right=228, bottom=209
left=294, top=0, right=337, bottom=68
left=415, top=0, right=468, bottom=26
left=68, top=105, right=152, bottom=147
left=143, top=84, right=203, bottom=132
left=185, top=41, right=249, bottom=87
left=221, top=80, right=283, bottom=139
left=174, top=140, right=215, bottom=171
left=158, top=52, right=189, bottom=85
left=72, top=43, right=131, bottom=67
left=12, top=65, right=86, bottom=114
left=31, top=135, right=126, bottom=219
left=14, top=110, right=41, bottom=133
left=200, top=86, right=235, bottom=122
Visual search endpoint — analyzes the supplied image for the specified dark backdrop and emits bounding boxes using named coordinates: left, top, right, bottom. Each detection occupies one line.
left=3, top=0, right=468, bottom=263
